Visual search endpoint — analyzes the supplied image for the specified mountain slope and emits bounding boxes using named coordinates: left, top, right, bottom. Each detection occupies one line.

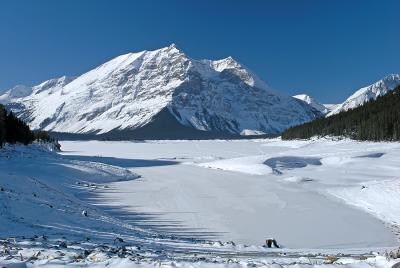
left=323, top=104, right=339, bottom=113
left=293, top=94, right=330, bottom=114
left=328, top=74, right=400, bottom=116
left=283, top=85, right=400, bottom=141
left=1, top=45, right=321, bottom=137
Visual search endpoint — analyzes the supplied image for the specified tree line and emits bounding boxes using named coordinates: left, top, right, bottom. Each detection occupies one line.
left=282, top=85, right=400, bottom=141
left=0, top=104, right=54, bottom=148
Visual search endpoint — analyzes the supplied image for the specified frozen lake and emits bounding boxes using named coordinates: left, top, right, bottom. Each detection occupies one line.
left=60, top=139, right=400, bottom=249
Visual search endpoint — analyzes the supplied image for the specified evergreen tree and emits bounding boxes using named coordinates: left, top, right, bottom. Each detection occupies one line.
left=5, top=111, right=35, bottom=145
left=0, top=104, right=54, bottom=148
left=0, top=105, right=6, bottom=148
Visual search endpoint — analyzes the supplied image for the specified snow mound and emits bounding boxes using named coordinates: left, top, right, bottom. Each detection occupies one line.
left=198, top=155, right=273, bottom=175
left=282, top=176, right=315, bottom=183
left=0, top=144, right=141, bottom=240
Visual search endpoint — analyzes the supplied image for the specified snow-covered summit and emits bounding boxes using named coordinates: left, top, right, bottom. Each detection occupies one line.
left=0, top=85, right=32, bottom=104
left=0, top=76, right=76, bottom=105
left=328, top=74, right=400, bottom=116
left=293, top=94, right=330, bottom=114
left=2, top=45, right=321, bottom=137
left=33, top=75, right=75, bottom=94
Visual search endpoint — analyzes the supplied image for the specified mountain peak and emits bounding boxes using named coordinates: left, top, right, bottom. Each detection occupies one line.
left=222, top=56, right=236, bottom=63
left=211, top=56, right=241, bottom=72
left=33, top=76, right=75, bottom=94
left=383, top=73, right=400, bottom=81
left=168, top=43, right=178, bottom=49
left=293, top=94, right=311, bottom=101
left=162, top=43, right=182, bottom=54
left=293, top=94, right=329, bottom=114
left=328, top=73, right=400, bottom=116
left=0, top=84, right=32, bottom=104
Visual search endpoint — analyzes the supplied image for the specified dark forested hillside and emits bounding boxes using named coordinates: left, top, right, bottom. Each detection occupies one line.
left=0, top=104, right=55, bottom=148
left=282, top=85, right=400, bottom=141
left=0, top=104, right=34, bottom=147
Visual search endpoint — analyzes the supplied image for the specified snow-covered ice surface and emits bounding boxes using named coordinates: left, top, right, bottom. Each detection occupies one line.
left=1, top=139, right=400, bottom=267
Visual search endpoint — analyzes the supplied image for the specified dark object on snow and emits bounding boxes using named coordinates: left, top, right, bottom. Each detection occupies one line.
left=58, top=241, right=67, bottom=248
left=265, top=238, right=280, bottom=248
left=114, top=237, right=124, bottom=243
left=226, top=241, right=236, bottom=246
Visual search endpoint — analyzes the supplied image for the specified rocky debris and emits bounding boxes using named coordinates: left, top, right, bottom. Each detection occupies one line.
left=0, top=236, right=381, bottom=267
left=385, top=248, right=400, bottom=260
left=114, top=237, right=124, bottom=243
left=265, top=238, right=280, bottom=248
left=58, top=241, right=67, bottom=249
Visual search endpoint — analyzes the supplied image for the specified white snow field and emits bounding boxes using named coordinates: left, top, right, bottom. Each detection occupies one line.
left=1, top=139, right=400, bottom=267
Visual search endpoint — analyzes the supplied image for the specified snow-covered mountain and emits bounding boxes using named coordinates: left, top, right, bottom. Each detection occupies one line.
left=1, top=44, right=321, bottom=138
left=293, top=94, right=331, bottom=114
left=328, top=74, right=400, bottom=116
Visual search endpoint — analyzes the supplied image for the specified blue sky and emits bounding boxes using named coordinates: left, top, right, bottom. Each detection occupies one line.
left=0, top=0, right=398, bottom=103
